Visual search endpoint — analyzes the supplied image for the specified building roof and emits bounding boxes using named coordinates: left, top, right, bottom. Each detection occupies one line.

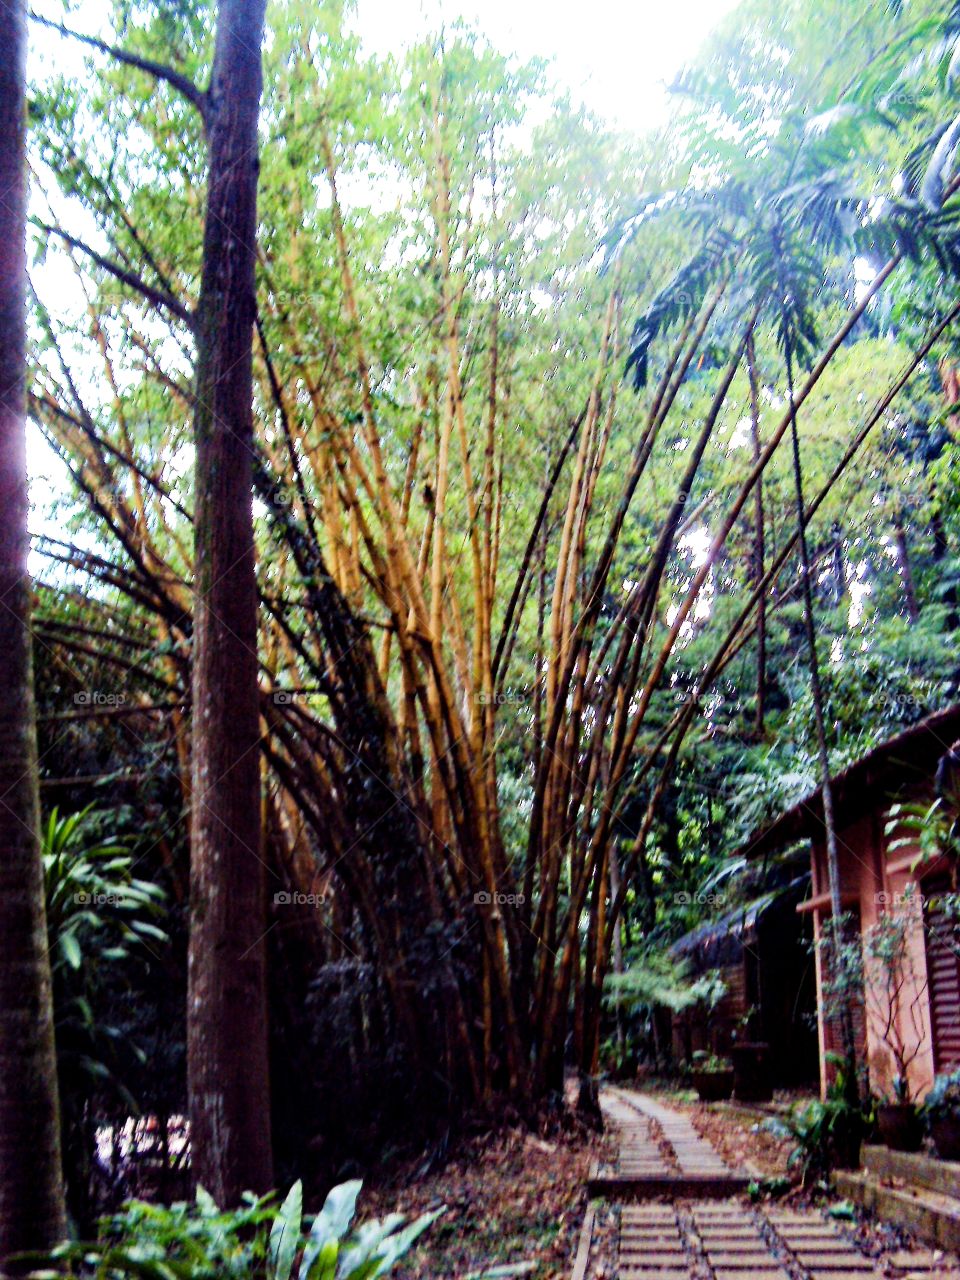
left=741, top=703, right=960, bottom=861
left=670, top=874, right=810, bottom=970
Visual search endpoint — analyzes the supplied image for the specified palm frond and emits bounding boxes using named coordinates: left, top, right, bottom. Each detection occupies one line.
left=624, top=228, right=736, bottom=389
left=922, top=109, right=960, bottom=210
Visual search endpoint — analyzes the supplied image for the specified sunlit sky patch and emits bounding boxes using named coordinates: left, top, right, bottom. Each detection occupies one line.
left=354, top=0, right=741, bottom=131
left=25, top=0, right=740, bottom=518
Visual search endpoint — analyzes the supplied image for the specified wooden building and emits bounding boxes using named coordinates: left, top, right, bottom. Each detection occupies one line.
left=742, top=705, right=960, bottom=1100
left=670, top=874, right=820, bottom=1085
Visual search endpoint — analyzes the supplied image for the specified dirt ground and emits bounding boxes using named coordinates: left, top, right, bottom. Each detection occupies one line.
left=362, top=1119, right=613, bottom=1280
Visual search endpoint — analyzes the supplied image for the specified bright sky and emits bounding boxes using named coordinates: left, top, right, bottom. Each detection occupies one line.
left=353, top=0, right=741, bottom=129
left=33, top=0, right=741, bottom=118
left=26, top=0, right=740, bottom=528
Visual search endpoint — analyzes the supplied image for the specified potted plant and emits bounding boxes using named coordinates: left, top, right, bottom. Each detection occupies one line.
left=877, top=1074, right=924, bottom=1152
left=864, top=908, right=928, bottom=1152
left=690, top=1050, right=734, bottom=1101
left=766, top=1058, right=873, bottom=1185
left=922, top=1068, right=960, bottom=1159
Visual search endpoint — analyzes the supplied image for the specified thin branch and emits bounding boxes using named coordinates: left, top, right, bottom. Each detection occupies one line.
left=32, top=220, right=194, bottom=329
left=30, top=12, right=210, bottom=123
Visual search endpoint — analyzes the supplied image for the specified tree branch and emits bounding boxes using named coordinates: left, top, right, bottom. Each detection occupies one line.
left=30, top=12, right=209, bottom=123
left=32, top=220, right=194, bottom=329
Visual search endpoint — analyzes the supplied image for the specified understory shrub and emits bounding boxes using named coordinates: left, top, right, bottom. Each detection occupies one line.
left=25, top=1179, right=441, bottom=1279
left=766, top=1060, right=874, bottom=1187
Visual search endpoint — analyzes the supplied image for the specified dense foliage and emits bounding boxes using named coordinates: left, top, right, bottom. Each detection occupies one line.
left=16, top=0, right=960, bottom=1212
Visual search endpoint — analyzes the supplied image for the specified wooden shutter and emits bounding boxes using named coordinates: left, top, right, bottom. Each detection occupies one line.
left=924, top=877, right=960, bottom=1071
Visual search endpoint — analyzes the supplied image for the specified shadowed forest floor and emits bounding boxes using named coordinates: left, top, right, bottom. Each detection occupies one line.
left=363, top=1118, right=613, bottom=1280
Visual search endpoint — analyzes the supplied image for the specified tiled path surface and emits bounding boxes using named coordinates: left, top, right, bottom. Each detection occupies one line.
left=594, top=1089, right=959, bottom=1280
left=594, top=1087, right=747, bottom=1197
left=600, top=1091, right=673, bottom=1178
left=693, top=1202, right=792, bottom=1280
left=619, top=1205, right=686, bottom=1279
left=612, top=1088, right=732, bottom=1179
left=764, top=1208, right=877, bottom=1280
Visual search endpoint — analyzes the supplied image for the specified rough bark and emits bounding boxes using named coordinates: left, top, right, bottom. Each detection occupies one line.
left=0, top=0, right=68, bottom=1262
left=187, top=0, right=273, bottom=1206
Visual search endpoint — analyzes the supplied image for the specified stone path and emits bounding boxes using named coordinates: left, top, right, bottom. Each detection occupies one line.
left=590, top=1087, right=749, bottom=1198
left=618, top=1204, right=687, bottom=1279
left=612, top=1089, right=732, bottom=1180
left=582, top=1088, right=959, bottom=1280
left=764, top=1208, right=877, bottom=1280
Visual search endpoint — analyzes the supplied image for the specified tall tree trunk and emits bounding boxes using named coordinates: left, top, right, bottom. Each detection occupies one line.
left=188, top=0, right=273, bottom=1205
left=784, top=332, right=859, bottom=1097
left=0, top=0, right=68, bottom=1261
left=831, top=524, right=846, bottom=606
left=892, top=518, right=919, bottom=623
left=609, top=845, right=627, bottom=1063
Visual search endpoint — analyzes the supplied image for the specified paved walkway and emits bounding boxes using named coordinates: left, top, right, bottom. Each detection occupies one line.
left=611, top=1088, right=732, bottom=1179
left=592, top=1086, right=748, bottom=1197
left=587, top=1087, right=957, bottom=1280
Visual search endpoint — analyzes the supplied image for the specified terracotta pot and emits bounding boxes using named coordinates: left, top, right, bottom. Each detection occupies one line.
left=731, top=1041, right=774, bottom=1102
left=692, top=1069, right=734, bottom=1101
left=877, top=1102, right=923, bottom=1152
left=930, top=1114, right=960, bottom=1160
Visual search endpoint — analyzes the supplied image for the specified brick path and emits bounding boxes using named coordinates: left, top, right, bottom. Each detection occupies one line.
left=591, top=1088, right=959, bottom=1280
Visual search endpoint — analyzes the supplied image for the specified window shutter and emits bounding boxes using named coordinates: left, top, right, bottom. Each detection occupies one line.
left=924, top=876, right=960, bottom=1071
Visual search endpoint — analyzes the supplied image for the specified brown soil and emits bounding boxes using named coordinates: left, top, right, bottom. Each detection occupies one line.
left=362, top=1119, right=613, bottom=1280
left=684, top=1100, right=796, bottom=1179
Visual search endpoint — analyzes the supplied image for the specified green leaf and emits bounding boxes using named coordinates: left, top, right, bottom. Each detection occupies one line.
left=270, top=1180, right=303, bottom=1280
left=300, top=1238, right=338, bottom=1280
left=60, top=930, right=82, bottom=970
left=195, top=1186, right=220, bottom=1216
left=309, top=1179, right=362, bottom=1244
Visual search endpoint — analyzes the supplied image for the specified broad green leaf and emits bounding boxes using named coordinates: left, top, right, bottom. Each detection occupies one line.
left=270, top=1180, right=303, bottom=1280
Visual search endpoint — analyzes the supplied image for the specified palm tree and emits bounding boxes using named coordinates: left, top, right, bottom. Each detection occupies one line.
left=0, top=0, right=68, bottom=1260
left=613, top=39, right=960, bottom=1092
